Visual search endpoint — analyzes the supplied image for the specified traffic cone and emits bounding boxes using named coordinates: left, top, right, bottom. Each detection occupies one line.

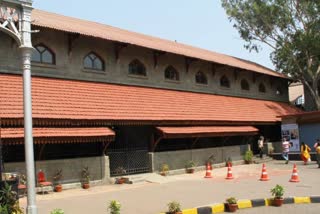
left=260, top=163, right=270, bottom=181
left=225, top=163, right=234, bottom=179
left=204, top=163, right=212, bottom=178
left=289, top=163, right=300, bottom=182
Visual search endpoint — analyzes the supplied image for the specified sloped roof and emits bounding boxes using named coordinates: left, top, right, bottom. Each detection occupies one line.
left=31, top=9, right=286, bottom=79
left=156, top=126, right=259, bottom=138
left=0, top=74, right=299, bottom=124
left=1, top=127, right=115, bottom=139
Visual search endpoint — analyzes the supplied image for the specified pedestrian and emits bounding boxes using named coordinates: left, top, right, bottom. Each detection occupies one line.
left=282, top=137, right=291, bottom=164
left=258, top=136, right=264, bottom=159
left=300, top=142, right=311, bottom=165
left=313, top=139, right=320, bottom=150
left=316, top=143, right=320, bottom=168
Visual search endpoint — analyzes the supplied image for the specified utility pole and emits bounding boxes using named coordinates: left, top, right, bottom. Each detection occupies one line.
left=0, top=1, right=37, bottom=213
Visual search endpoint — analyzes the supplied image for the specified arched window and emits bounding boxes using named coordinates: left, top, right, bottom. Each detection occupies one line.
left=31, top=44, right=55, bottom=64
left=259, top=83, right=266, bottom=93
left=164, top=66, right=179, bottom=81
left=241, top=79, right=250, bottom=91
left=276, top=86, right=283, bottom=95
left=220, top=75, right=230, bottom=88
left=83, top=52, right=104, bottom=71
left=129, top=59, right=146, bottom=76
left=195, top=71, right=208, bottom=85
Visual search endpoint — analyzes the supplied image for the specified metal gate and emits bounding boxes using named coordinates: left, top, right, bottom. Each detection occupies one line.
left=107, top=126, right=151, bottom=176
left=107, top=147, right=150, bottom=176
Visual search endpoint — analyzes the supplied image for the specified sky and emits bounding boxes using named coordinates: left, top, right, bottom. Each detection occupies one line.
left=32, top=0, right=275, bottom=70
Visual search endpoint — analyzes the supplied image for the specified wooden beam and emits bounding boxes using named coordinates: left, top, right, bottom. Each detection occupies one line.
left=211, top=63, right=216, bottom=77
left=152, top=134, right=163, bottom=152
left=68, top=33, right=80, bottom=57
left=185, top=57, right=197, bottom=73
left=103, top=141, right=112, bottom=155
left=191, top=137, right=199, bottom=149
left=38, top=144, right=46, bottom=161
left=114, top=42, right=128, bottom=62
left=252, top=73, right=256, bottom=83
left=234, top=69, right=238, bottom=80
left=153, top=51, right=166, bottom=68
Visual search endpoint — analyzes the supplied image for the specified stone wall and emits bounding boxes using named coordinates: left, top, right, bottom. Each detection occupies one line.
left=0, top=29, right=289, bottom=103
left=151, top=145, right=242, bottom=172
left=4, top=156, right=110, bottom=184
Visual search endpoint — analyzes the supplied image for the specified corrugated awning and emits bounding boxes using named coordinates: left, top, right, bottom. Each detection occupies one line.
left=156, top=126, right=259, bottom=139
left=0, top=127, right=115, bottom=145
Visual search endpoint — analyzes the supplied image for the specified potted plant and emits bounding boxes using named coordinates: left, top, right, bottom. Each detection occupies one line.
left=108, top=200, right=121, bottom=214
left=114, top=167, right=127, bottom=184
left=225, top=197, right=238, bottom=212
left=185, top=160, right=197, bottom=173
left=167, top=201, right=182, bottom=214
left=81, top=166, right=90, bottom=189
left=225, top=157, right=233, bottom=167
left=53, top=169, right=63, bottom=192
left=50, top=209, right=65, bottom=214
left=244, top=150, right=253, bottom=164
left=160, top=163, right=169, bottom=176
left=270, top=184, right=284, bottom=206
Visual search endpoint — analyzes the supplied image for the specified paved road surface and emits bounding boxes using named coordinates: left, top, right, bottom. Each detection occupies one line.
left=19, top=161, right=320, bottom=213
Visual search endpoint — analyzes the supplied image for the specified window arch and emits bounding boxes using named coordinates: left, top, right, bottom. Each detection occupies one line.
left=259, top=83, right=266, bottom=93
left=195, top=71, right=208, bottom=85
left=164, top=66, right=179, bottom=81
left=220, top=75, right=230, bottom=88
left=32, top=44, right=55, bottom=64
left=83, top=52, right=104, bottom=71
left=129, top=59, right=146, bottom=76
left=241, top=79, right=250, bottom=91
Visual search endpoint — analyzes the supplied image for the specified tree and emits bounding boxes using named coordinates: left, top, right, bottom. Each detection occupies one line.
left=221, top=0, right=320, bottom=110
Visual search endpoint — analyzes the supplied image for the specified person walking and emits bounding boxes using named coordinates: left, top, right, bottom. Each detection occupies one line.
left=300, top=142, right=311, bottom=165
left=282, top=137, right=291, bottom=164
left=258, top=136, right=264, bottom=159
left=314, top=139, right=320, bottom=150
left=316, top=143, right=320, bottom=168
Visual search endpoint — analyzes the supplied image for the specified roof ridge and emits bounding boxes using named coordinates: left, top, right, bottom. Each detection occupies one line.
left=31, top=9, right=286, bottom=79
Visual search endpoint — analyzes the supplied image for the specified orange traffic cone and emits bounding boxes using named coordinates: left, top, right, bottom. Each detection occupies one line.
left=289, top=163, right=300, bottom=182
left=225, top=163, right=234, bottom=179
left=204, top=163, right=212, bottom=178
left=260, top=163, right=270, bottom=181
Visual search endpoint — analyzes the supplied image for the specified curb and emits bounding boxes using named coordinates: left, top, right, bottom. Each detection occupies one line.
left=160, top=196, right=320, bottom=214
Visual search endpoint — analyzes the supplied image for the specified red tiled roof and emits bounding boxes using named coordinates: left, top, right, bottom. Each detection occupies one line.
left=1, top=127, right=115, bottom=138
left=156, top=126, right=259, bottom=138
left=0, top=74, right=300, bottom=124
left=31, top=9, right=286, bottom=79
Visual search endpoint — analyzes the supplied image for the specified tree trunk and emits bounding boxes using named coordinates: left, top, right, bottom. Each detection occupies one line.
left=303, top=81, right=320, bottom=111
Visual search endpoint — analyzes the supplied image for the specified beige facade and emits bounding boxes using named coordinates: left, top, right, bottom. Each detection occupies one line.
left=289, top=82, right=304, bottom=104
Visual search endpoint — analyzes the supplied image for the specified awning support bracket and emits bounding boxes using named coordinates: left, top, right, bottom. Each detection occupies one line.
left=103, top=141, right=112, bottom=155
left=152, top=135, right=163, bottom=152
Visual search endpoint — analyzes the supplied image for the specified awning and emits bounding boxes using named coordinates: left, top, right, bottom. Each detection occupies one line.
left=0, top=127, right=115, bottom=145
left=156, top=126, right=259, bottom=139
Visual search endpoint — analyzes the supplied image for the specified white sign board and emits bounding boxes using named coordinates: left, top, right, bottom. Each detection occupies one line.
left=281, top=124, right=300, bottom=152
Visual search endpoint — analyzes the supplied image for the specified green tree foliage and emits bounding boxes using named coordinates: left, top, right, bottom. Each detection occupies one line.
left=222, top=0, right=320, bottom=109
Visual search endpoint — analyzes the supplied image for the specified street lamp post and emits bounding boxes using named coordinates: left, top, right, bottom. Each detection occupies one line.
left=0, top=1, right=37, bottom=213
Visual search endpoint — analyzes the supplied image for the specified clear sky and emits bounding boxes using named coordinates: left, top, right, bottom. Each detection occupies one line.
left=33, top=0, right=275, bottom=70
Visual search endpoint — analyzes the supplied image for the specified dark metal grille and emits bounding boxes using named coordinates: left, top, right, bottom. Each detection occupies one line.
left=107, top=148, right=150, bottom=176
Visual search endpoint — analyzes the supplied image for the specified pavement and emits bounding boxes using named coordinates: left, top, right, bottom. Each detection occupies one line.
left=19, top=160, right=320, bottom=214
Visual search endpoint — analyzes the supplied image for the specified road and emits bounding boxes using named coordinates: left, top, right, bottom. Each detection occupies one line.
left=19, top=160, right=320, bottom=213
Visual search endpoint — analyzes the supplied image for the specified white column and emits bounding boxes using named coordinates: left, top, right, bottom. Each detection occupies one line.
left=20, top=2, right=37, bottom=214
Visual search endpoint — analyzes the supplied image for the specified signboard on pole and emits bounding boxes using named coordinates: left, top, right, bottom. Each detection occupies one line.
left=281, top=124, right=300, bottom=152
